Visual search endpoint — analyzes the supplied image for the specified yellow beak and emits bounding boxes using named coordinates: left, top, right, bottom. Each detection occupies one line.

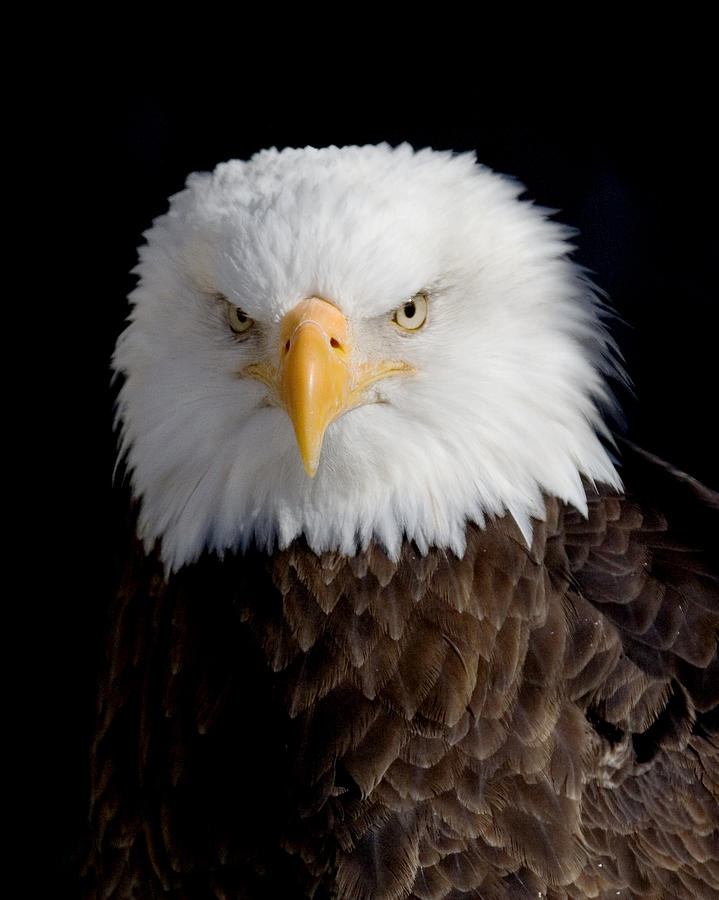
left=244, top=297, right=415, bottom=477
left=278, top=297, right=352, bottom=477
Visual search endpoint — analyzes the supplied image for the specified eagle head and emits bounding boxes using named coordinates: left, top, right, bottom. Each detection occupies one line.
left=113, top=144, right=621, bottom=570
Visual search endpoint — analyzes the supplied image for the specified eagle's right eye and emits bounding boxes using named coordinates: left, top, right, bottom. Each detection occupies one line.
left=227, top=304, right=255, bottom=335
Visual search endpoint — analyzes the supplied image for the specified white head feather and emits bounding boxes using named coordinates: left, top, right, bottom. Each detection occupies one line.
left=114, top=143, right=622, bottom=571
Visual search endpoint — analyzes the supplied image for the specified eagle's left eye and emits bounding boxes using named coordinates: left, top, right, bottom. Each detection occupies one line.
left=227, top=304, right=255, bottom=335
left=394, top=292, right=428, bottom=331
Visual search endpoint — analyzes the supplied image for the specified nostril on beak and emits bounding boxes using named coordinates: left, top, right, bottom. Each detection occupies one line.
left=330, top=337, right=342, bottom=351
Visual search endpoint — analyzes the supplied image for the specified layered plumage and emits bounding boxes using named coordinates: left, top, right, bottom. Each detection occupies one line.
left=88, top=145, right=719, bottom=899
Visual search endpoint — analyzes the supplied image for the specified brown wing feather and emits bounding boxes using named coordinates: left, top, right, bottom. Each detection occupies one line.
left=85, top=445, right=718, bottom=898
left=562, top=441, right=719, bottom=899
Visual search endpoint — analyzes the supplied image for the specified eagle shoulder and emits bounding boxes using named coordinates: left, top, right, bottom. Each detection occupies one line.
left=87, top=448, right=719, bottom=898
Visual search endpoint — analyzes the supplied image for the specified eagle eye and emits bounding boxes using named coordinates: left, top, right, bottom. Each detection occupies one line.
left=227, top=303, right=255, bottom=335
left=394, top=292, right=428, bottom=331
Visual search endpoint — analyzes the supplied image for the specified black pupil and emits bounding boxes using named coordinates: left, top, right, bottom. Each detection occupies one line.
left=404, top=302, right=416, bottom=319
left=236, top=310, right=246, bottom=322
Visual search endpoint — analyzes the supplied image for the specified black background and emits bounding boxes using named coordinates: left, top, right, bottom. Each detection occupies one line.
left=39, top=35, right=717, bottom=893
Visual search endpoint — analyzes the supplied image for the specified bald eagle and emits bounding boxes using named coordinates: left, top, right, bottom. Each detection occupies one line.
left=88, top=144, right=718, bottom=899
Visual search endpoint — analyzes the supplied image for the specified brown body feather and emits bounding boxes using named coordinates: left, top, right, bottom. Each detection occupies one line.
left=86, top=444, right=719, bottom=898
